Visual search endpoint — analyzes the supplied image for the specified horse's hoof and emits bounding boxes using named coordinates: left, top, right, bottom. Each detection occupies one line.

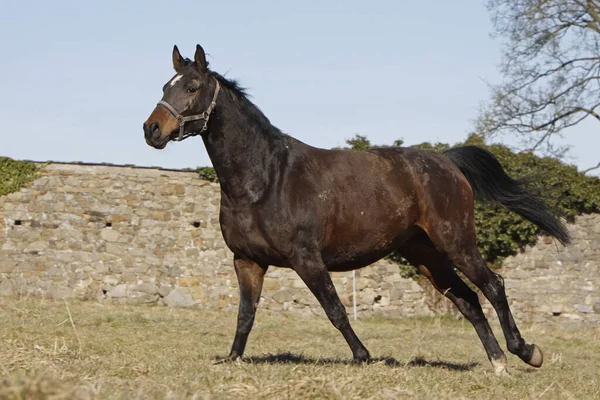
left=352, top=351, right=371, bottom=364
left=214, top=355, right=242, bottom=365
left=491, top=356, right=509, bottom=377
left=526, top=344, right=543, bottom=368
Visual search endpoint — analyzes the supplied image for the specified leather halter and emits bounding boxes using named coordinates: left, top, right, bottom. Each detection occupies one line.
left=157, top=79, right=221, bottom=141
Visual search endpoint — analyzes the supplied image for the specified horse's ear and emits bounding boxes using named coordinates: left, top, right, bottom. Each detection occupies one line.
left=194, top=44, right=208, bottom=73
left=172, top=45, right=185, bottom=72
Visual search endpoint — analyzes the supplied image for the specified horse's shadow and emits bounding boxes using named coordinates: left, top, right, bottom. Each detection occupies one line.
left=218, top=352, right=478, bottom=371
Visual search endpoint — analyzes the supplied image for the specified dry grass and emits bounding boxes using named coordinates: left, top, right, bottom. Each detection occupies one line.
left=0, top=297, right=599, bottom=399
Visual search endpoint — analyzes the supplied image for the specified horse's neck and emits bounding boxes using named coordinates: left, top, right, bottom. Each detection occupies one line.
left=202, top=89, right=287, bottom=204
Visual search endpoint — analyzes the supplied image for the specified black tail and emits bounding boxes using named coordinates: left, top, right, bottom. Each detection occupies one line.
left=444, top=146, right=571, bottom=245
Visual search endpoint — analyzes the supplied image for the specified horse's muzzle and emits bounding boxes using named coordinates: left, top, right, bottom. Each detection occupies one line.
left=143, top=121, right=160, bottom=140
left=143, top=121, right=168, bottom=149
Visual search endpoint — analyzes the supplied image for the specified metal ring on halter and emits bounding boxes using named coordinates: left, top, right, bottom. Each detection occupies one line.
left=157, top=79, right=221, bottom=142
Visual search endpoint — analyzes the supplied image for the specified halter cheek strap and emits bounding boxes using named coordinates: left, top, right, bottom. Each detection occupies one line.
left=157, top=79, right=221, bottom=142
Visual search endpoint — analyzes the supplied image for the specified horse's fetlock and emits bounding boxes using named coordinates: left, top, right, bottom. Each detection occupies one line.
left=506, top=338, right=525, bottom=355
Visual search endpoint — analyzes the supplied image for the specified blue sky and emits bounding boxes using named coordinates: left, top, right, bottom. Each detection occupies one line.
left=1, top=1, right=597, bottom=174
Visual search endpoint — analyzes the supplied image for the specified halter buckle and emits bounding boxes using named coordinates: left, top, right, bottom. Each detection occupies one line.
left=177, top=122, right=186, bottom=141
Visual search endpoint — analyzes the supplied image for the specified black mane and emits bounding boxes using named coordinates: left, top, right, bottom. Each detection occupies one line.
left=182, top=58, right=284, bottom=139
left=183, top=57, right=249, bottom=100
left=210, top=71, right=249, bottom=100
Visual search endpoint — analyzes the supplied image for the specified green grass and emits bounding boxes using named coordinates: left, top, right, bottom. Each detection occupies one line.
left=0, top=297, right=599, bottom=399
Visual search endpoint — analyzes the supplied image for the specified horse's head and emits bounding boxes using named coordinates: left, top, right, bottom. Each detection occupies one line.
left=143, top=44, right=219, bottom=149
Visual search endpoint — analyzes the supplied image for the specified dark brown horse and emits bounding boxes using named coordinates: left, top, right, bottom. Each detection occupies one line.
left=143, top=45, right=571, bottom=374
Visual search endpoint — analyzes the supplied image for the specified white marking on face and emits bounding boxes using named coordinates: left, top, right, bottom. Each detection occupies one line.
left=170, top=74, right=183, bottom=87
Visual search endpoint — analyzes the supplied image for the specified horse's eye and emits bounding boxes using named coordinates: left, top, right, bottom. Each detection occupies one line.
left=186, top=87, right=198, bottom=94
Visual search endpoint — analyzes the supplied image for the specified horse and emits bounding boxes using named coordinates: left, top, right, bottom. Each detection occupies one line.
left=143, top=44, right=571, bottom=375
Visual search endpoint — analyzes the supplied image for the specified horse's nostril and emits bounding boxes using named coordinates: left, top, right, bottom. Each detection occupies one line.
left=150, top=122, right=160, bottom=134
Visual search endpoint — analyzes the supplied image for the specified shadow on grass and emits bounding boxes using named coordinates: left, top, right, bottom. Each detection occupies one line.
left=217, top=353, right=478, bottom=371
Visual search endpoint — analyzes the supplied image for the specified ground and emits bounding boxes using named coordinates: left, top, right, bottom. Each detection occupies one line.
left=0, top=297, right=598, bottom=399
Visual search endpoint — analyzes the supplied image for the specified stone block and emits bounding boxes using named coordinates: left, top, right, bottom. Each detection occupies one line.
left=187, top=286, right=205, bottom=301
left=47, top=285, right=73, bottom=300
left=355, top=277, right=370, bottom=291
left=151, top=211, right=171, bottom=221
left=102, top=275, right=120, bottom=285
left=410, top=281, right=424, bottom=292
left=158, top=284, right=173, bottom=297
left=178, top=276, right=200, bottom=286
left=108, top=284, right=128, bottom=298
left=174, top=184, right=185, bottom=195
left=19, top=262, right=47, bottom=272
left=125, top=292, right=158, bottom=304
left=105, top=243, right=125, bottom=255
left=575, top=304, right=593, bottom=313
left=390, top=287, right=404, bottom=300
left=122, top=273, right=137, bottom=283
left=0, top=260, right=16, bottom=273
left=375, top=295, right=390, bottom=307
left=136, top=282, right=158, bottom=294
left=167, top=266, right=182, bottom=278
left=272, top=290, right=294, bottom=303
left=339, top=293, right=354, bottom=307
left=290, top=279, right=307, bottom=289
left=0, top=280, right=14, bottom=297
left=359, top=288, right=378, bottom=305
left=263, top=277, right=281, bottom=292
left=27, top=241, right=49, bottom=252
left=164, top=288, right=195, bottom=307
left=185, top=248, right=200, bottom=257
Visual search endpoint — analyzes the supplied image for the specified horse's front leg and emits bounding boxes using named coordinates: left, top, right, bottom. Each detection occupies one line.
left=227, top=256, right=268, bottom=360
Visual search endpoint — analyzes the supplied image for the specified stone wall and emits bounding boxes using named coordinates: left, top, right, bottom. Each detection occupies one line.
left=493, top=216, right=600, bottom=324
left=0, top=163, right=598, bottom=324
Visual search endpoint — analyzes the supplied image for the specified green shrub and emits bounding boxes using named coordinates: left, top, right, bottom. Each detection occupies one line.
left=197, top=167, right=218, bottom=182
left=0, top=157, right=39, bottom=196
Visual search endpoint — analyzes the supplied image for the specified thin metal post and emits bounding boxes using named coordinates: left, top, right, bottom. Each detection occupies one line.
left=352, top=270, right=357, bottom=320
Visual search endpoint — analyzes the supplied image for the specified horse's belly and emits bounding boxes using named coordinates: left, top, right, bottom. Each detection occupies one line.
left=322, top=225, right=420, bottom=271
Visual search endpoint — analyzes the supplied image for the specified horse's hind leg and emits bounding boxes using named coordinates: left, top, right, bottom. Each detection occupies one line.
left=291, top=252, right=370, bottom=362
left=399, top=237, right=508, bottom=374
left=415, top=155, right=542, bottom=369
left=450, top=248, right=543, bottom=368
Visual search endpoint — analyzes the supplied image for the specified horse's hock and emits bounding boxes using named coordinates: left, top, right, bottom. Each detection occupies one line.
left=1, top=162, right=598, bottom=324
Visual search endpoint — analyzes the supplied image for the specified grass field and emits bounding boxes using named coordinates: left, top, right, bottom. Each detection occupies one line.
left=0, top=297, right=598, bottom=399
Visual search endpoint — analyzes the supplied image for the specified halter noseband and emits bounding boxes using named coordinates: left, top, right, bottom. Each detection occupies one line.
left=157, top=79, right=221, bottom=142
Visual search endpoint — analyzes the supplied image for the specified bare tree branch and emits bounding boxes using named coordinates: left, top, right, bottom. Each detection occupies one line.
left=480, top=0, right=600, bottom=163
left=582, top=161, right=600, bottom=173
